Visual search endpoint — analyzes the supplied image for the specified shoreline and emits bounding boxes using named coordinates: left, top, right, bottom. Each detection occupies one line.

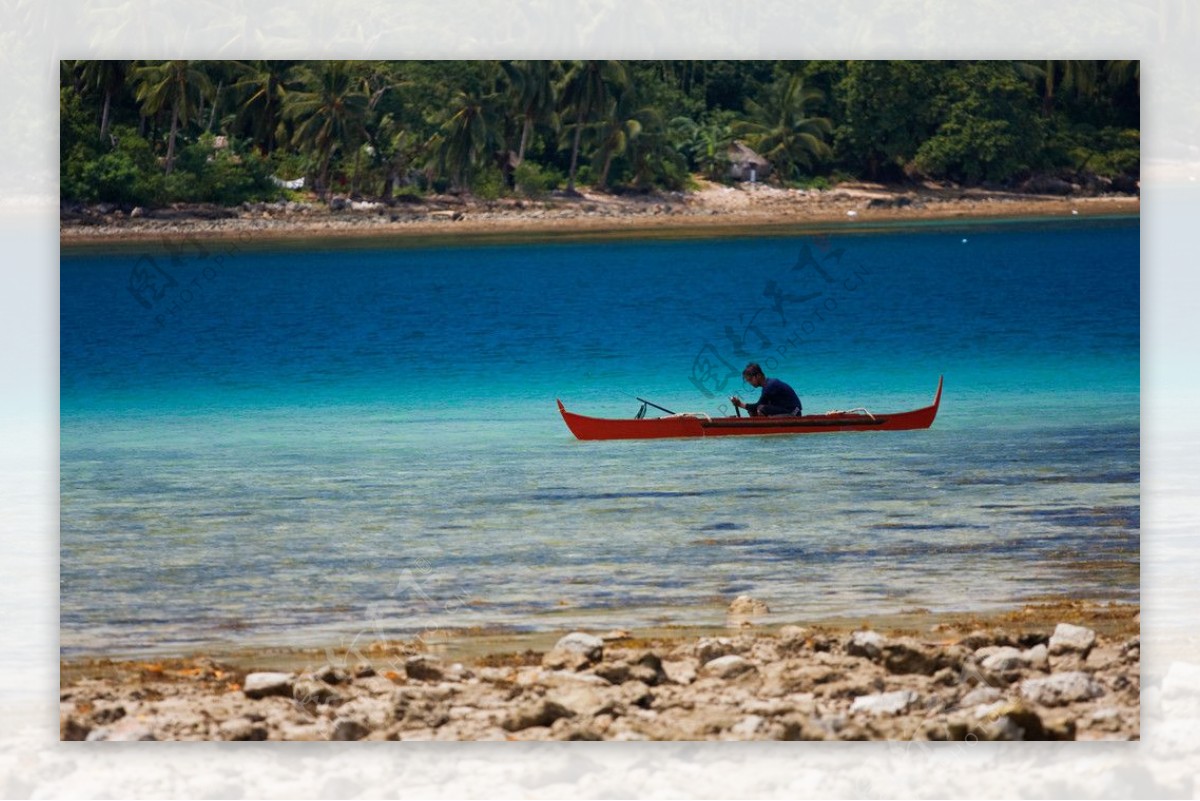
left=61, top=599, right=1139, bottom=741
left=61, top=598, right=1140, bottom=672
left=60, top=183, right=1140, bottom=250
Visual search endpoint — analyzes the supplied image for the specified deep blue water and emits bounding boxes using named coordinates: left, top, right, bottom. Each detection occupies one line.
left=60, top=219, right=1139, bottom=657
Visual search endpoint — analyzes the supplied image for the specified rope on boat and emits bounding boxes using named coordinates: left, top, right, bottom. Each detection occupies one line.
left=824, top=407, right=876, bottom=420
left=665, top=412, right=713, bottom=421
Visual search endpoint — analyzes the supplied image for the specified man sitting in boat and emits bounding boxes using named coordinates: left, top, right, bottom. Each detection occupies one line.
left=730, top=362, right=803, bottom=417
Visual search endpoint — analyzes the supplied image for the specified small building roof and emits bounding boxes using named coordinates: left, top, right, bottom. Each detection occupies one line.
left=728, top=141, right=769, bottom=168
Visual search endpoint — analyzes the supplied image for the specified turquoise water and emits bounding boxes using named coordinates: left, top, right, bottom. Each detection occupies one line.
left=60, top=219, right=1139, bottom=657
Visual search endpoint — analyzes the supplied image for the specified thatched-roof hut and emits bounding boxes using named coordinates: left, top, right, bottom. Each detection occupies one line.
left=727, top=141, right=771, bottom=182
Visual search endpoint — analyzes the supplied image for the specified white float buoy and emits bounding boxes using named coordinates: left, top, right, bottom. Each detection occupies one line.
left=962, top=238, right=968, bottom=243
left=846, top=210, right=858, bottom=217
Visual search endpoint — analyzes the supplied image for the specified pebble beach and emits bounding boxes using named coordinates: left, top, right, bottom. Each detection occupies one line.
left=59, top=180, right=1139, bottom=247
left=61, top=601, right=1139, bottom=742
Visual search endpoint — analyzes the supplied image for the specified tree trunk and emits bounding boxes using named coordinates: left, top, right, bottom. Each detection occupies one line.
left=165, top=99, right=180, bottom=175
left=598, top=149, right=614, bottom=189
left=207, top=81, right=222, bottom=133
left=517, top=115, right=532, bottom=164
left=1042, top=61, right=1056, bottom=116
left=260, top=87, right=276, bottom=156
left=496, top=150, right=515, bottom=189
left=100, top=91, right=112, bottom=142
left=566, top=108, right=585, bottom=194
left=382, top=163, right=398, bottom=201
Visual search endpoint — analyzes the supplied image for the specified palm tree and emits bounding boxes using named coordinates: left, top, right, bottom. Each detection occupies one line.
left=671, top=116, right=733, bottom=180
left=1016, top=60, right=1100, bottom=116
left=559, top=60, right=628, bottom=194
left=694, top=122, right=734, bottom=180
left=283, top=61, right=371, bottom=198
left=232, top=60, right=290, bottom=155
left=502, top=60, right=559, bottom=164
left=627, top=108, right=685, bottom=190
left=666, top=60, right=706, bottom=100
left=75, top=60, right=130, bottom=141
left=734, top=74, right=832, bottom=182
left=374, top=113, right=422, bottom=200
left=1105, top=59, right=1140, bottom=92
left=437, top=88, right=499, bottom=190
left=590, top=87, right=662, bottom=189
left=132, top=60, right=215, bottom=174
left=196, top=60, right=240, bottom=135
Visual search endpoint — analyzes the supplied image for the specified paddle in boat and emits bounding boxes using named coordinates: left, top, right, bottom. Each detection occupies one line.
left=557, top=376, right=943, bottom=441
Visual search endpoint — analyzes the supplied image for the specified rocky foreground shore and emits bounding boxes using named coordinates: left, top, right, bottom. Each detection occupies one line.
left=61, top=605, right=1139, bottom=741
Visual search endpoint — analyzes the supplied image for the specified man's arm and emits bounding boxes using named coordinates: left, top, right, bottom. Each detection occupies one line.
left=731, top=394, right=764, bottom=416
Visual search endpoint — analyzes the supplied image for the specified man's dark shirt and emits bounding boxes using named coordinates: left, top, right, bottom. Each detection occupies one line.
left=748, top=378, right=802, bottom=416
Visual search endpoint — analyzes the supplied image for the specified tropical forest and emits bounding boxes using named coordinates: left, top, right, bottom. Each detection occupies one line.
left=60, top=60, right=1141, bottom=207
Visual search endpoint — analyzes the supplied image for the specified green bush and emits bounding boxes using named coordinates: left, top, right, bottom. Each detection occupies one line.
left=62, top=121, right=278, bottom=206
left=60, top=87, right=97, bottom=169
left=200, top=147, right=279, bottom=204
left=82, top=151, right=143, bottom=203
left=913, top=64, right=1044, bottom=185
left=1046, top=124, right=1140, bottom=178
left=159, top=137, right=279, bottom=205
left=62, top=143, right=95, bottom=202
left=513, top=161, right=562, bottom=197
left=162, top=169, right=200, bottom=202
left=834, top=61, right=946, bottom=182
left=267, top=150, right=312, bottom=184
left=634, top=154, right=690, bottom=191
left=72, top=126, right=163, bottom=205
left=470, top=164, right=506, bottom=200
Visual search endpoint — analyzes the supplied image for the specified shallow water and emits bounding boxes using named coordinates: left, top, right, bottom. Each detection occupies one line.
left=60, top=218, right=1139, bottom=657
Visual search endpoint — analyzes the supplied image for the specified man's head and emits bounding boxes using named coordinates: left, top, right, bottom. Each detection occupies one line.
left=742, top=362, right=766, bottom=388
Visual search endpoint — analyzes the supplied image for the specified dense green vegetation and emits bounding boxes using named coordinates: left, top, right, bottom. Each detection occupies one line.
left=60, top=60, right=1139, bottom=206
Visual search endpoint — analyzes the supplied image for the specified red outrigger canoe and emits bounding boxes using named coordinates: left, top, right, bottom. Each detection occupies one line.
left=558, top=376, right=943, bottom=441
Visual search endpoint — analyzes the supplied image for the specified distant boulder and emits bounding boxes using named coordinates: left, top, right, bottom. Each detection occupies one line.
left=1111, top=174, right=1140, bottom=195
left=1078, top=172, right=1113, bottom=196
left=1021, top=174, right=1076, bottom=196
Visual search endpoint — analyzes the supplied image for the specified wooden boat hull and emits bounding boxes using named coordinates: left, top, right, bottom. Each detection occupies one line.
left=558, top=377, right=943, bottom=441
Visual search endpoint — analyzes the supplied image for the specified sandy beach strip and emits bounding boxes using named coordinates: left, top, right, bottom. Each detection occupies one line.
left=59, top=183, right=1140, bottom=250
left=61, top=599, right=1139, bottom=741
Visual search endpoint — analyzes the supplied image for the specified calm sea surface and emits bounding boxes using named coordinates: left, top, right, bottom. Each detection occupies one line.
left=60, top=219, right=1139, bottom=658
